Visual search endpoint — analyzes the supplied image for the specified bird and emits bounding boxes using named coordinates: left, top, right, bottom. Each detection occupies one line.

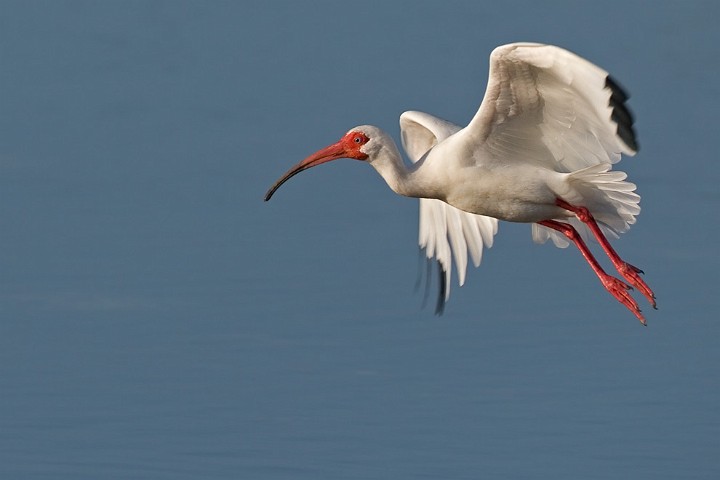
left=264, top=42, right=656, bottom=325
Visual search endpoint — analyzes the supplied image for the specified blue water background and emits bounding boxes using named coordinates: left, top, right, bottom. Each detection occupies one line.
left=0, top=1, right=718, bottom=478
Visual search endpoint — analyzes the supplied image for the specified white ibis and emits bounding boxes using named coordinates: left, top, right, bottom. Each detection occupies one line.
left=265, top=43, right=656, bottom=325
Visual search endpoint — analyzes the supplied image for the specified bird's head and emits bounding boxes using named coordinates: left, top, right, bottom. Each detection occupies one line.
left=264, top=125, right=384, bottom=201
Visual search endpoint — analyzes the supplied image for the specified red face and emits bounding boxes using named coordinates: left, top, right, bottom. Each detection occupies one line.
left=264, top=130, right=370, bottom=201
left=340, top=131, right=370, bottom=160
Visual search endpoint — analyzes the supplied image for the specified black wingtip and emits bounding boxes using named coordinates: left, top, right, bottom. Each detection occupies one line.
left=435, top=260, right=447, bottom=316
left=605, top=75, right=639, bottom=152
left=416, top=250, right=447, bottom=315
left=605, top=75, right=629, bottom=103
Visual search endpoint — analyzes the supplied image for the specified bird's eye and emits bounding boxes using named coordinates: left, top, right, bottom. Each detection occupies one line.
left=354, top=136, right=363, bottom=143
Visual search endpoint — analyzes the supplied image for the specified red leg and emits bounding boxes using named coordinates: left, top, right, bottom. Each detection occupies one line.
left=538, top=220, right=645, bottom=325
left=555, top=198, right=656, bottom=309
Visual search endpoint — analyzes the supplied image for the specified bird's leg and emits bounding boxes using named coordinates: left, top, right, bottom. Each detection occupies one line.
left=555, top=198, right=656, bottom=309
left=538, top=219, right=645, bottom=325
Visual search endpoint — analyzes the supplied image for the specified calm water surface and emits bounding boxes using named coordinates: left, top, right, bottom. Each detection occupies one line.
left=0, top=2, right=718, bottom=479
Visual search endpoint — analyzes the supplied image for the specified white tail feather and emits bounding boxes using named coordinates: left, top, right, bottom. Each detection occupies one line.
left=534, top=163, right=640, bottom=246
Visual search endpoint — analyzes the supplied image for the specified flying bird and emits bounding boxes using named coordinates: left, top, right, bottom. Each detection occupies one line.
left=265, top=43, right=655, bottom=324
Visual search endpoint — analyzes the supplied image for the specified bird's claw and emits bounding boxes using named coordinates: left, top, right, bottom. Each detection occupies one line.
left=629, top=264, right=644, bottom=275
left=601, top=274, right=646, bottom=325
left=616, top=261, right=656, bottom=309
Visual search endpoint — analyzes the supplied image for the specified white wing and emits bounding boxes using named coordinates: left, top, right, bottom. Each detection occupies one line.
left=400, top=111, right=499, bottom=312
left=460, top=42, right=639, bottom=248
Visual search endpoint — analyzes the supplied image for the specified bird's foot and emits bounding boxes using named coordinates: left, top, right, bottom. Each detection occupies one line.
left=601, top=274, right=646, bottom=325
left=615, top=261, right=657, bottom=310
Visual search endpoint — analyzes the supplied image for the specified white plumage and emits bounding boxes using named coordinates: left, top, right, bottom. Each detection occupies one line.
left=266, top=43, right=656, bottom=324
left=399, top=110, right=498, bottom=305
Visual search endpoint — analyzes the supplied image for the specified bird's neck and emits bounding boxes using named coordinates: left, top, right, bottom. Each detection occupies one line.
left=369, top=142, right=436, bottom=200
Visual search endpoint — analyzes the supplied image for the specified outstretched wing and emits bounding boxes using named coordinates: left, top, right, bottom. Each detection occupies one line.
left=400, top=111, right=499, bottom=313
left=459, top=42, right=639, bottom=247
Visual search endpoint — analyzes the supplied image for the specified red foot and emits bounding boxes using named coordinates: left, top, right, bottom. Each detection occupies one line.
left=617, top=261, right=657, bottom=310
left=555, top=198, right=657, bottom=310
left=599, top=273, right=646, bottom=325
left=538, top=219, right=648, bottom=325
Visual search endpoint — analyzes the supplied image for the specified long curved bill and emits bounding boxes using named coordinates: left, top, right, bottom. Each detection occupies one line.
left=264, top=140, right=347, bottom=201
